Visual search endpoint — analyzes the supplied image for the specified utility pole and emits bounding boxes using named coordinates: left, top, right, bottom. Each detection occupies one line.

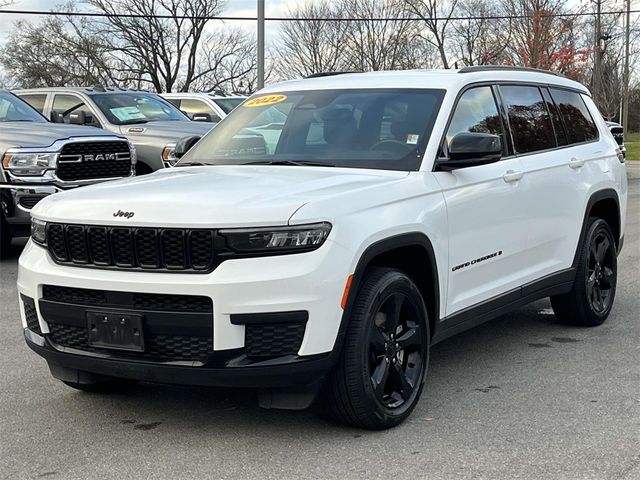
left=257, top=0, right=265, bottom=90
left=593, top=0, right=602, bottom=105
left=622, top=0, right=631, bottom=129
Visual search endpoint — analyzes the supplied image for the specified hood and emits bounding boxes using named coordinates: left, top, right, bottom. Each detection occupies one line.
left=32, top=165, right=408, bottom=227
left=120, top=120, right=213, bottom=140
left=0, top=122, right=121, bottom=151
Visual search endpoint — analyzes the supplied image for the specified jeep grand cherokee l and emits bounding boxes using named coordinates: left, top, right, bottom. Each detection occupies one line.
left=17, top=67, right=627, bottom=429
left=0, top=90, right=135, bottom=258
left=15, top=87, right=212, bottom=174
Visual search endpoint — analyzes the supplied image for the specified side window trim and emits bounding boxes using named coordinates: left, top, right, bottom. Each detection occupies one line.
left=492, top=84, right=516, bottom=157
left=436, top=83, right=508, bottom=163
left=540, top=86, right=568, bottom=147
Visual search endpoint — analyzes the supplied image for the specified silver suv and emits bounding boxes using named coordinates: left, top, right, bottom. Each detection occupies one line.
left=0, top=90, right=134, bottom=257
left=15, top=87, right=213, bottom=174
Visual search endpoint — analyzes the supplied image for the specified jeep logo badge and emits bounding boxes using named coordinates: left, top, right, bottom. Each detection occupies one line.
left=113, top=210, right=135, bottom=219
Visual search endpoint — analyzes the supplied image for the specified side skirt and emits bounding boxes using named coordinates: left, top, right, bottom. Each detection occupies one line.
left=431, top=268, right=575, bottom=345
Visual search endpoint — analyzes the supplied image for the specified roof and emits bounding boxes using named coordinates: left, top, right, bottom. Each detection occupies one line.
left=13, top=86, right=153, bottom=95
left=259, top=68, right=590, bottom=95
left=160, top=92, right=247, bottom=99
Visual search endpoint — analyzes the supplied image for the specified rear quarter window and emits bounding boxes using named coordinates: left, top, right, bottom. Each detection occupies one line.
left=549, top=88, right=598, bottom=144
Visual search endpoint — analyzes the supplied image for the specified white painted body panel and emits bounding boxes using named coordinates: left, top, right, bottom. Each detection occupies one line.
left=17, top=69, right=627, bottom=360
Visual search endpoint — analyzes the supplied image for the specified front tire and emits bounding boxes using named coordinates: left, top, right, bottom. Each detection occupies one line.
left=551, top=217, right=617, bottom=326
left=323, top=268, right=430, bottom=429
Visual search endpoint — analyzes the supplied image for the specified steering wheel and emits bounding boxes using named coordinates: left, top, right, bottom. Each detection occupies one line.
left=370, top=139, right=412, bottom=154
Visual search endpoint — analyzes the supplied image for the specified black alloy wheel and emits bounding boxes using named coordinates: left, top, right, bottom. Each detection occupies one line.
left=323, top=267, right=430, bottom=429
left=551, top=217, right=617, bottom=326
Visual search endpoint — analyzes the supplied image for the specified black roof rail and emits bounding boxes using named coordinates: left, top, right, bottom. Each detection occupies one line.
left=91, top=85, right=106, bottom=92
left=458, top=65, right=564, bottom=78
left=304, top=71, right=360, bottom=79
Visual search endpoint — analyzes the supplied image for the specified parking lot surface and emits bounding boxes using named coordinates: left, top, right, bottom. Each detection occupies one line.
left=1, top=178, right=638, bottom=480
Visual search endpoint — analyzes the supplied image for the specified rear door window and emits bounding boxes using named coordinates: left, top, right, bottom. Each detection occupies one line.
left=52, top=94, right=98, bottom=125
left=500, top=85, right=556, bottom=154
left=549, top=88, right=598, bottom=144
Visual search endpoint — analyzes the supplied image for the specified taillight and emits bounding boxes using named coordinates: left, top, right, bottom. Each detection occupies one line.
left=616, top=148, right=625, bottom=163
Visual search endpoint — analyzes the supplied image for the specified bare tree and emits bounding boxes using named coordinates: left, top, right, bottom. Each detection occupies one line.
left=85, top=0, right=232, bottom=92
left=275, top=1, right=352, bottom=79
left=449, top=0, right=512, bottom=66
left=345, top=0, right=426, bottom=71
left=0, top=14, right=118, bottom=88
left=404, top=0, right=459, bottom=69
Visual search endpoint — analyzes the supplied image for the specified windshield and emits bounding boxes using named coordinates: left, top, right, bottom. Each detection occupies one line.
left=212, top=97, right=245, bottom=114
left=182, top=89, right=445, bottom=171
left=89, top=92, right=189, bottom=125
left=0, top=91, right=47, bottom=123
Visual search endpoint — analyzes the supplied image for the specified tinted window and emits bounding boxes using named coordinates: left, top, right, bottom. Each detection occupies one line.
left=446, top=86, right=504, bottom=148
left=182, top=89, right=445, bottom=171
left=179, top=99, right=221, bottom=122
left=52, top=94, right=98, bottom=125
left=549, top=88, right=598, bottom=144
left=541, top=88, right=567, bottom=146
left=0, top=92, right=46, bottom=123
left=500, top=85, right=555, bottom=154
left=212, top=98, right=244, bottom=114
left=19, top=94, right=47, bottom=113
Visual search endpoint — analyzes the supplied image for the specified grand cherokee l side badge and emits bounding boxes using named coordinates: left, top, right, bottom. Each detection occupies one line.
left=113, top=210, right=135, bottom=219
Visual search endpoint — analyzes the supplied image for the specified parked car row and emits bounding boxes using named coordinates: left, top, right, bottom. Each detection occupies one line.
left=1, top=87, right=246, bottom=257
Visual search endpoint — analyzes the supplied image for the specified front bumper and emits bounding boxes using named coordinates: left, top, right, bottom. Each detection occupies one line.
left=18, top=238, right=354, bottom=386
left=24, top=329, right=334, bottom=388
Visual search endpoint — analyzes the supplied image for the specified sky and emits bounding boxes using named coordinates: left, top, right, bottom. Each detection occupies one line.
left=0, top=0, right=302, bottom=45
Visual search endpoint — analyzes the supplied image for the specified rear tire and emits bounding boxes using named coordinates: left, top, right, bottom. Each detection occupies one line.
left=61, top=377, right=139, bottom=393
left=322, top=267, right=430, bottom=429
left=551, top=217, right=617, bottom=326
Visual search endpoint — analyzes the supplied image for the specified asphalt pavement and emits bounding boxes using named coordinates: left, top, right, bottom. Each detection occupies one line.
left=1, top=178, right=638, bottom=480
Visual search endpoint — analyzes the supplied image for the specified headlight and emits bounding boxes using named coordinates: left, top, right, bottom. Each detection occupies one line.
left=2, top=152, right=58, bottom=176
left=161, top=142, right=177, bottom=167
left=31, top=218, right=47, bottom=245
left=220, top=222, right=332, bottom=254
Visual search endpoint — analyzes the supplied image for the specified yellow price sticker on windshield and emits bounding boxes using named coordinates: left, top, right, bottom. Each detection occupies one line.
left=244, top=94, right=287, bottom=107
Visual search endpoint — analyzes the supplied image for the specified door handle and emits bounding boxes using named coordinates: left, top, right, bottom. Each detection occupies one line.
left=503, top=170, right=523, bottom=183
left=568, top=157, right=585, bottom=169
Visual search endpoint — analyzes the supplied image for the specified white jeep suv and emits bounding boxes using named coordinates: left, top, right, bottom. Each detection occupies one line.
left=18, top=67, right=627, bottom=429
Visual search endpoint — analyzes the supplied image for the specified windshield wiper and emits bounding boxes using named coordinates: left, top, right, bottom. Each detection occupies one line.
left=243, top=160, right=335, bottom=167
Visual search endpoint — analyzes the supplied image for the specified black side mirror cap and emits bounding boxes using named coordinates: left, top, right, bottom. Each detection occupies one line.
left=50, top=111, right=64, bottom=123
left=436, top=132, right=502, bottom=171
left=174, top=135, right=201, bottom=159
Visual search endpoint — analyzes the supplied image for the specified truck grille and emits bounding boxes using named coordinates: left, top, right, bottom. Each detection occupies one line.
left=46, top=223, right=216, bottom=272
left=57, top=141, right=132, bottom=181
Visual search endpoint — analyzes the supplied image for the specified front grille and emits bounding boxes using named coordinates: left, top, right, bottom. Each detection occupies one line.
left=18, top=195, right=46, bottom=209
left=22, top=295, right=42, bottom=335
left=46, top=223, right=216, bottom=272
left=42, top=285, right=213, bottom=313
left=41, top=285, right=213, bottom=362
left=57, top=141, right=131, bottom=181
left=245, top=323, right=306, bottom=358
left=48, top=324, right=212, bottom=362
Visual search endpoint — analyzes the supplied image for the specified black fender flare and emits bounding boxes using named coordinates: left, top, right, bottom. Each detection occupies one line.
left=331, top=232, right=440, bottom=358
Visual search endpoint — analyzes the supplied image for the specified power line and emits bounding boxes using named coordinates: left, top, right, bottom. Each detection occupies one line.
left=0, top=8, right=638, bottom=22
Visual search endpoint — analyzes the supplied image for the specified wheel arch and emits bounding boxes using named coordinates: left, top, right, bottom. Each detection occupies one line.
left=337, top=233, right=440, bottom=350
left=573, top=188, right=621, bottom=267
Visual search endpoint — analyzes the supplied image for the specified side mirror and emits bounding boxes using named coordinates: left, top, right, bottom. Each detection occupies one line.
left=174, top=135, right=201, bottom=159
left=50, top=110, right=64, bottom=123
left=69, top=111, right=86, bottom=125
left=436, top=132, right=502, bottom=171
left=192, top=113, right=212, bottom=122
